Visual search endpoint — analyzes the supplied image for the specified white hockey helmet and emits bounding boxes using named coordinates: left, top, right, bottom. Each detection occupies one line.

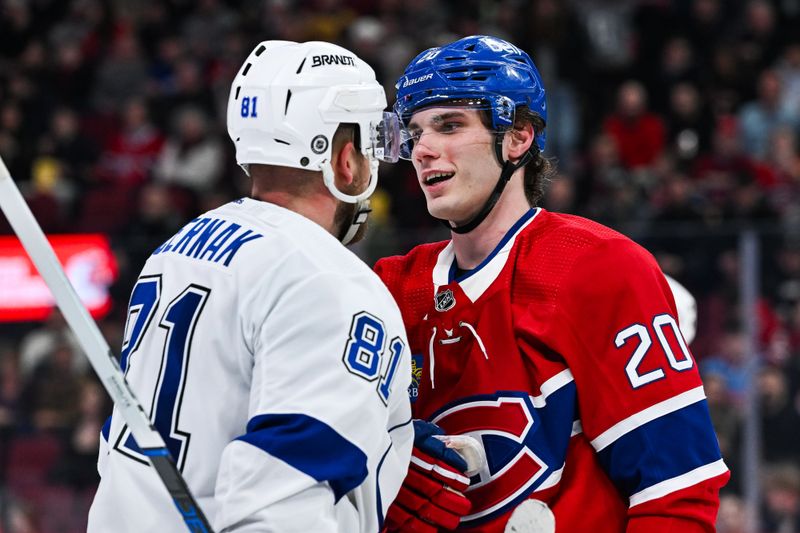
left=665, top=274, right=698, bottom=344
left=227, top=40, right=402, bottom=207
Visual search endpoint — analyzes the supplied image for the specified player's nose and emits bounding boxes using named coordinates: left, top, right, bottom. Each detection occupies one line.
left=413, top=133, right=440, bottom=162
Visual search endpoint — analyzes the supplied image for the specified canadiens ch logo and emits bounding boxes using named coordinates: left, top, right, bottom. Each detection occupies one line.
left=434, top=289, right=456, bottom=312
left=431, top=392, right=564, bottom=526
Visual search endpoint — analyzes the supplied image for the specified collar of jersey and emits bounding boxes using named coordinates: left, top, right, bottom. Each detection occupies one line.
left=433, top=208, right=541, bottom=300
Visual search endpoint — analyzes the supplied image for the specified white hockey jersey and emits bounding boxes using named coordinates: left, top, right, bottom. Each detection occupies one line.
left=88, top=198, right=413, bottom=533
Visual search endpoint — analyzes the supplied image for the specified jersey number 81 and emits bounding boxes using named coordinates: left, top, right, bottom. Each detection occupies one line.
left=342, top=311, right=405, bottom=405
left=114, top=275, right=209, bottom=469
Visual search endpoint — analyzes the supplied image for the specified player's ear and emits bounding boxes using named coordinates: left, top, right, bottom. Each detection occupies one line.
left=506, top=122, right=534, bottom=162
left=331, top=140, right=357, bottom=189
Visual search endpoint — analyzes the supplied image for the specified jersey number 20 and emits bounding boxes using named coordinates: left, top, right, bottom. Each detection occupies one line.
left=115, top=275, right=209, bottom=470
left=616, top=313, right=694, bottom=389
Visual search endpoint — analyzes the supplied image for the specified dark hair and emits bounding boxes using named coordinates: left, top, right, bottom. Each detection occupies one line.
left=332, top=122, right=360, bottom=153
left=519, top=109, right=556, bottom=206
left=479, top=106, right=556, bottom=206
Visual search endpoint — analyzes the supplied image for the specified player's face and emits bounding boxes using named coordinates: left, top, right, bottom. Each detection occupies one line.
left=406, top=107, right=499, bottom=225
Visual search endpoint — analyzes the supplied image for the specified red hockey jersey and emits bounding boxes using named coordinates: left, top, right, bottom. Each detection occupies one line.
left=374, top=208, right=729, bottom=532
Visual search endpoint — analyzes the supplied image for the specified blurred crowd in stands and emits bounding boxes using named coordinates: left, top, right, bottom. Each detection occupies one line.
left=1, top=0, right=800, bottom=531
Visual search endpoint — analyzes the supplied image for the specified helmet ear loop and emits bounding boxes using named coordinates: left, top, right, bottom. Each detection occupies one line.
left=493, top=129, right=534, bottom=183
left=495, top=126, right=536, bottom=172
left=321, top=156, right=378, bottom=204
left=324, top=146, right=379, bottom=245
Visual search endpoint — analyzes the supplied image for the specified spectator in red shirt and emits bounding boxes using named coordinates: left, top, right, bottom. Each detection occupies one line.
left=603, top=80, right=666, bottom=169
left=95, top=97, right=165, bottom=187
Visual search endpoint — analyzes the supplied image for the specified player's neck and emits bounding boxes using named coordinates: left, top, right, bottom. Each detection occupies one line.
left=254, top=190, right=338, bottom=236
left=450, top=192, right=530, bottom=271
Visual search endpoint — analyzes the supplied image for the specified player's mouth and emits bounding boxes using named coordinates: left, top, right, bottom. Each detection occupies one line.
left=423, top=171, right=455, bottom=186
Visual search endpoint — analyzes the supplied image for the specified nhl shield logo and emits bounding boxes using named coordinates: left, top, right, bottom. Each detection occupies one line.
left=311, top=134, right=329, bottom=154
left=434, top=289, right=456, bottom=312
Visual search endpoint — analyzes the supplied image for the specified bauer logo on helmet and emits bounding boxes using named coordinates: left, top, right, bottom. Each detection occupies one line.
left=402, top=73, right=434, bottom=88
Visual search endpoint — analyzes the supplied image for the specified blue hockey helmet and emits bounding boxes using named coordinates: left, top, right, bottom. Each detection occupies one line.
left=394, top=35, right=547, bottom=151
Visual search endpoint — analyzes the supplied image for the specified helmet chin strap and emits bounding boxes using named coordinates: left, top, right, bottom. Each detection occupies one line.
left=437, top=132, right=533, bottom=234
left=321, top=159, right=379, bottom=245
left=339, top=199, right=372, bottom=245
left=321, top=159, right=379, bottom=203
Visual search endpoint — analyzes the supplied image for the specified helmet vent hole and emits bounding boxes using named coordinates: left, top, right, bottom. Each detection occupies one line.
left=235, top=86, right=241, bottom=100
left=284, top=90, right=292, bottom=115
left=242, top=63, right=252, bottom=76
left=296, top=58, right=307, bottom=74
left=471, top=76, right=487, bottom=81
left=464, top=44, right=476, bottom=52
left=275, top=139, right=290, bottom=145
left=255, top=44, right=266, bottom=56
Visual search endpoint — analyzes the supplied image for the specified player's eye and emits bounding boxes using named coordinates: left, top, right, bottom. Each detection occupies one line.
left=439, top=121, right=462, bottom=133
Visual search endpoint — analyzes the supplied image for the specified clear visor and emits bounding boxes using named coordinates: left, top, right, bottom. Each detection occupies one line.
left=395, top=100, right=514, bottom=160
left=370, top=111, right=404, bottom=163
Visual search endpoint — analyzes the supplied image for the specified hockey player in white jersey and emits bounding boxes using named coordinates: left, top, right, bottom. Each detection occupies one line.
left=88, top=40, right=413, bottom=532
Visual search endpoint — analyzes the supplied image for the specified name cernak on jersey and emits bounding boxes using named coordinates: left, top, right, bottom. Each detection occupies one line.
left=152, top=217, right=263, bottom=267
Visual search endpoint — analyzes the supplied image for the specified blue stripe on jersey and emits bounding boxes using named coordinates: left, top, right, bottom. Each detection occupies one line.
left=140, top=448, right=170, bottom=457
left=534, top=381, right=579, bottom=457
left=238, top=413, right=368, bottom=502
left=101, top=415, right=111, bottom=442
left=449, top=208, right=538, bottom=283
left=596, top=399, right=722, bottom=497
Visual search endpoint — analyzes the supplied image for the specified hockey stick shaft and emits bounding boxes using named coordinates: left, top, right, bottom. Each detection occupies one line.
left=0, top=157, right=214, bottom=533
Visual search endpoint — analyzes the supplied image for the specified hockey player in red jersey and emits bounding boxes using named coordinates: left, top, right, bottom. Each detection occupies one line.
left=376, top=35, right=729, bottom=532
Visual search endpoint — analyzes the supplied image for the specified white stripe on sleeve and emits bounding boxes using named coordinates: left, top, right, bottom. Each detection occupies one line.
left=628, top=459, right=729, bottom=507
left=591, top=386, right=707, bottom=452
